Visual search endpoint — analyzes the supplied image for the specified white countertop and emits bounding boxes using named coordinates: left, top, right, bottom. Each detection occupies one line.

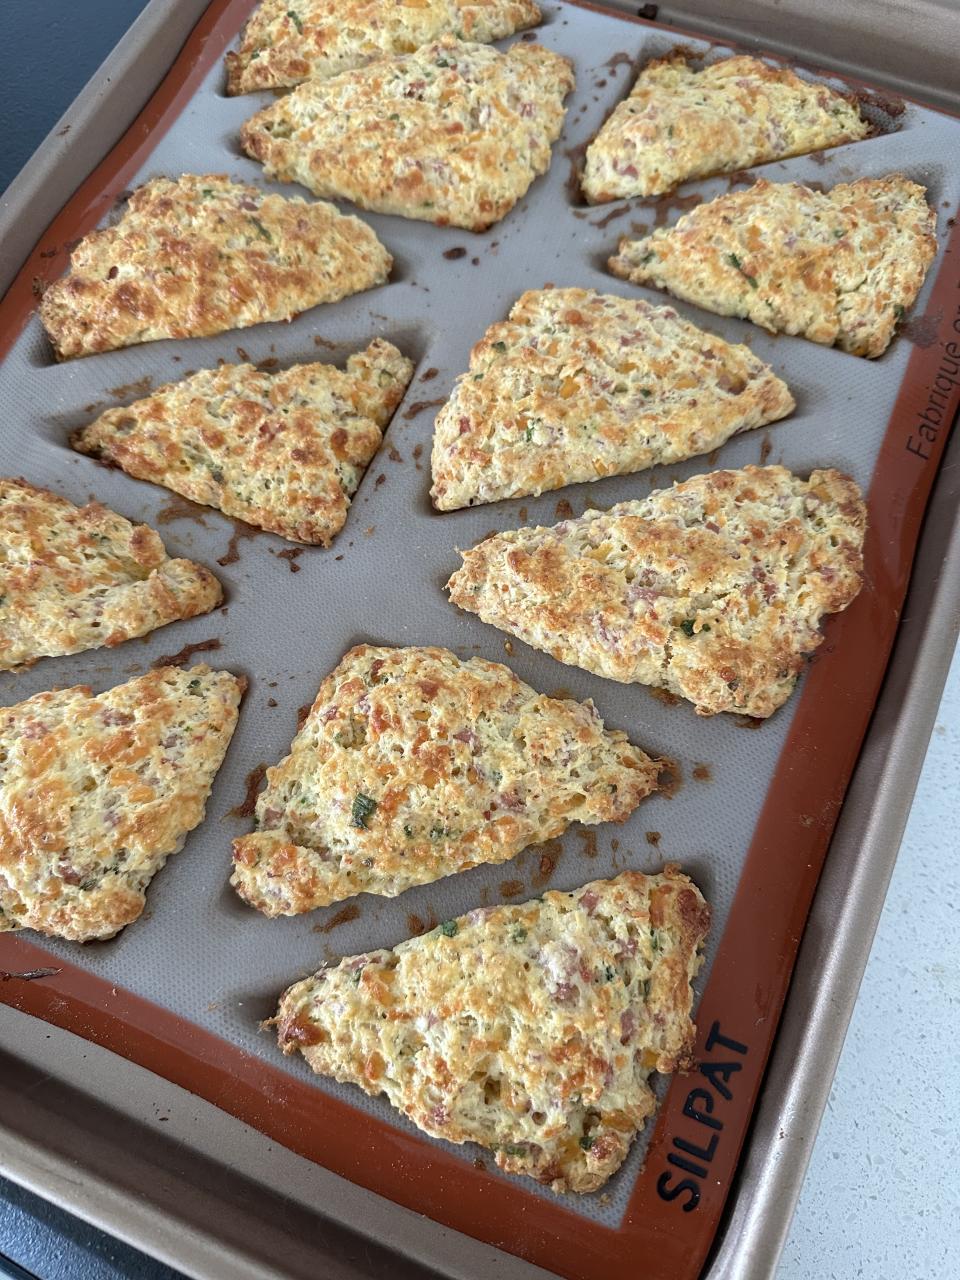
left=777, top=640, right=960, bottom=1277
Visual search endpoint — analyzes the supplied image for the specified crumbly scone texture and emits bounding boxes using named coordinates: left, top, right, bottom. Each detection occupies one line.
left=582, top=53, right=868, bottom=203
left=232, top=644, right=658, bottom=915
left=448, top=465, right=866, bottom=718
left=240, top=38, right=574, bottom=231
left=608, top=175, right=937, bottom=358
left=226, top=0, right=541, bottom=94
left=0, top=665, right=243, bottom=942
left=272, top=867, right=710, bottom=1193
left=71, top=341, right=413, bottom=546
left=0, top=479, right=222, bottom=671
left=430, top=287, right=795, bottom=509
left=39, top=174, right=392, bottom=360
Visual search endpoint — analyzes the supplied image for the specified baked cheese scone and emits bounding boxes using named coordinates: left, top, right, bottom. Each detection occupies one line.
left=0, top=479, right=221, bottom=671
left=226, top=0, right=541, bottom=95
left=232, top=645, right=658, bottom=915
left=272, top=867, right=710, bottom=1193
left=39, top=174, right=392, bottom=360
left=448, top=465, right=866, bottom=718
left=72, top=341, right=413, bottom=547
left=430, top=287, right=795, bottom=509
left=609, top=176, right=937, bottom=358
left=0, top=666, right=244, bottom=942
left=240, top=38, right=574, bottom=231
left=582, top=53, right=868, bottom=203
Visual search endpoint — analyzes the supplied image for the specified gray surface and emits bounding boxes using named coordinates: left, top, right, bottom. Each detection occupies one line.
left=0, top=0, right=957, bottom=1274
left=777, top=641, right=960, bottom=1278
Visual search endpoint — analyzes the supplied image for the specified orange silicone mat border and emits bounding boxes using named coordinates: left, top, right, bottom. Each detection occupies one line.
left=1, top=4, right=959, bottom=1278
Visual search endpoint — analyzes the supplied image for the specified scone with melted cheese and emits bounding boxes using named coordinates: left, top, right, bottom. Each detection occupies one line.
left=583, top=53, right=868, bottom=203
left=39, top=174, right=392, bottom=360
left=0, top=479, right=221, bottom=670
left=226, top=0, right=541, bottom=95
left=430, top=287, right=795, bottom=509
left=448, top=465, right=866, bottom=717
left=72, top=341, right=413, bottom=547
left=272, top=867, right=710, bottom=1193
left=0, top=665, right=243, bottom=942
left=232, top=645, right=658, bottom=915
left=240, top=38, right=574, bottom=231
left=609, top=176, right=936, bottom=358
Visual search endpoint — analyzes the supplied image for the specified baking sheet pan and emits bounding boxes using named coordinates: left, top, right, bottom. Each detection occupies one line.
left=1, top=2, right=958, bottom=1278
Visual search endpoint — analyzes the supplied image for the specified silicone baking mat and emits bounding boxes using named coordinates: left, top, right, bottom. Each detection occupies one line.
left=1, top=2, right=958, bottom=1277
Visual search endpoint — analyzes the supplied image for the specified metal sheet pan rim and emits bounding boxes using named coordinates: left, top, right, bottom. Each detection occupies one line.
left=0, top=2, right=958, bottom=1277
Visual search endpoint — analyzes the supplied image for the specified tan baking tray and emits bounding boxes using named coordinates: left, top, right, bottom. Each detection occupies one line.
left=0, top=3, right=958, bottom=1278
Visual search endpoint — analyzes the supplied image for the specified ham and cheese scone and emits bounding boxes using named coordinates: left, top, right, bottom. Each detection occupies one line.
left=0, top=666, right=244, bottom=943
left=231, top=645, right=659, bottom=915
left=430, top=287, right=795, bottom=509
left=240, top=38, right=574, bottom=231
left=39, top=174, right=392, bottom=360
left=226, top=0, right=541, bottom=95
left=0, top=479, right=222, bottom=671
left=448, top=465, right=866, bottom=718
left=582, top=53, right=868, bottom=203
left=71, top=341, right=413, bottom=547
left=608, top=176, right=937, bottom=358
left=272, top=867, right=710, bottom=1193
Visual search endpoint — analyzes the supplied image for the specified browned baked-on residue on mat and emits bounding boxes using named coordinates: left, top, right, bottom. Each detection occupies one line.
left=692, top=763, right=713, bottom=782
left=531, top=839, right=563, bottom=888
left=152, top=637, right=222, bottom=668
left=217, top=519, right=259, bottom=567
left=576, top=830, right=599, bottom=859
left=401, top=398, right=446, bottom=421
left=156, top=496, right=210, bottom=526
left=499, top=878, right=526, bottom=898
left=273, top=548, right=303, bottom=573
left=645, top=830, right=661, bottom=848
left=315, top=903, right=361, bottom=933
left=230, top=763, right=267, bottom=819
left=657, top=757, right=682, bottom=798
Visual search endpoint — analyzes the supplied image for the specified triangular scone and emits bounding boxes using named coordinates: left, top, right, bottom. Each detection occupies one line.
left=226, top=0, right=541, bottom=95
left=72, top=341, right=413, bottom=546
left=448, top=465, right=866, bottom=718
left=232, top=645, right=658, bottom=915
left=39, top=175, right=392, bottom=360
left=0, top=479, right=222, bottom=671
left=240, top=38, right=574, bottom=231
left=609, top=176, right=936, bottom=358
left=582, top=53, right=868, bottom=203
left=0, top=666, right=244, bottom=942
left=430, top=288, right=795, bottom=509
left=272, top=867, right=710, bottom=1193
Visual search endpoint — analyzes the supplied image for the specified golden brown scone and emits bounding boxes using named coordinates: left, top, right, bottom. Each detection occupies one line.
left=582, top=53, right=868, bottom=203
left=226, top=0, right=541, bottom=94
left=447, top=465, right=866, bottom=718
left=39, top=174, right=392, bottom=360
left=240, top=38, right=574, bottom=231
left=71, top=341, right=413, bottom=547
left=232, top=644, right=658, bottom=915
left=0, top=666, right=244, bottom=942
left=272, top=867, right=710, bottom=1193
left=430, top=287, right=795, bottom=509
left=608, top=175, right=936, bottom=358
left=0, top=479, right=221, bottom=671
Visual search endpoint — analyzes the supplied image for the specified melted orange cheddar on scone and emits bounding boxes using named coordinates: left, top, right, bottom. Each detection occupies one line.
left=71, top=341, right=413, bottom=546
left=448, top=465, right=866, bottom=717
left=226, top=0, right=541, bottom=94
left=430, top=287, right=795, bottom=509
left=240, top=38, right=574, bottom=231
left=0, top=478, right=221, bottom=670
left=583, top=53, right=868, bottom=203
left=273, top=867, right=710, bottom=1193
left=39, top=174, right=392, bottom=359
left=0, top=666, right=243, bottom=942
left=609, top=176, right=936, bottom=358
left=232, top=645, right=659, bottom=914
